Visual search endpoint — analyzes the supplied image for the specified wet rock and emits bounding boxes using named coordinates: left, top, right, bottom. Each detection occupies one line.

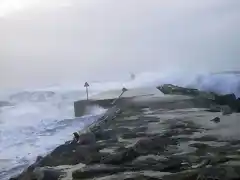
left=193, top=136, right=218, bottom=141
left=72, top=164, right=127, bottom=179
left=94, top=172, right=165, bottom=180
left=133, top=136, right=178, bottom=155
left=206, top=105, right=222, bottom=112
left=121, top=132, right=147, bottom=139
left=38, top=144, right=104, bottom=166
left=162, top=169, right=199, bottom=180
left=33, top=167, right=63, bottom=180
left=214, top=93, right=237, bottom=106
left=94, top=129, right=117, bottom=141
left=101, top=148, right=139, bottom=165
left=157, top=84, right=200, bottom=96
left=211, top=117, right=220, bottom=123
left=196, top=166, right=234, bottom=180
left=161, top=157, right=185, bottom=172
left=158, top=84, right=240, bottom=112
left=189, top=143, right=209, bottom=149
left=214, top=94, right=240, bottom=112
left=222, top=105, right=233, bottom=115
left=132, top=126, right=148, bottom=133
left=78, top=132, right=96, bottom=145
left=237, top=98, right=240, bottom=112
left=130, top=155, right=184, bottom=172
left=36, top=156, right=43, bottom=162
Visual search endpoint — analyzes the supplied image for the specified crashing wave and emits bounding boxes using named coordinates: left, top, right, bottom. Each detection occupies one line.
left=9, top=91, right=56, bottom=102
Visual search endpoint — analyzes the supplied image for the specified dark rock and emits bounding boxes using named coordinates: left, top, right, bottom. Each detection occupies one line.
left=158, top=84, right=240, bottom=112
left=162, top=169, right=199, bottom=180
left=123, top=175, right=163, bottom=180
left=78, top=132, right=96, bottom=145
left=129, top=156, right=183, bottom=172
left=121, top=132, right=147, bottom=139
left=133, top=136, right=178, bottom=155
left=72, top=164, right=127, bottom=179
left=36, top=156, right=43, bottom=162
left=132, top=126, right=148, bottom=133
left=157, top=84, right=200, bottom=96
left=189, top=143, right=209, bottom=149
left=214, top=93, right=236, bottom=106
left=101, top=148, right=139, bottom=165
left=161, top=157, right=185, bottom=173
left=33, top=167, right=63, bottom=180
left=222, top=105, right=233, bottom=115
left=206, top=106, right=222, bottom=112
left=94, top=129, right=117, bottom=141
left=210, top=117, right=220, bottom=123
left=38, top=144, right=104, bottom=166
left=214, top=94, right=240, bottom=112
left=193, top=136, right=218, bottom=141
left=196, top=166, right=229, bottom=180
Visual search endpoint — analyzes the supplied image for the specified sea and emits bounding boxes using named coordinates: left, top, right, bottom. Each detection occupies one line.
left=0, top=71, right=240, bottom=179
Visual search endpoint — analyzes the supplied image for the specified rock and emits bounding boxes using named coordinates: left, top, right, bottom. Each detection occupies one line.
left=121, top=132, right=147, bottom=139
left=210, top=117, right=220, bottom=123
left=161, top=157, right=185, bottom=172
left=157, top=84, right=200, bottom=96
left=129, top=155, right=184, bottom=172
left=158, top=84, right=240, bottom=112
left=237, top=98, right=240, bottom=112
left=92, top=172, right=165, bottom=180
left=94, top=129, right=117, bottom=141
left=78, top=132, right=96, bottom=145
left=214, top=93, right=240, bottom=112
left=214, top=93, right=237, bottom=106
left=196, top=166, right=237, bottom=180
left=189, top=143, right=209, bottom=149
left=133, top=136, right=178, bottom=155
left=206, top=105, right=222, bottom=112
left=162, top=169, right=199, bottom=180
left=33, top=167, right=63, bottom=180
left=36, top=156, right=44, bottom=162
left=72, top=164, right=127, bottom=179
left=38, top=144, right=104, bottom=166
left=222, top=105, right=233, bottom=115
left=101, top=148, right=139, bottom=165
left=193, top=136, right=218, bottom=141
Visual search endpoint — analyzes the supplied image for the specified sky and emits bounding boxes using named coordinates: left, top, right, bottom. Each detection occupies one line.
left=0, top=0, right=239, bottom=89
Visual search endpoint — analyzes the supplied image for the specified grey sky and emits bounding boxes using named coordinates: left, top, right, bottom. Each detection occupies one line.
left=0, top=0, right=240, bottom=89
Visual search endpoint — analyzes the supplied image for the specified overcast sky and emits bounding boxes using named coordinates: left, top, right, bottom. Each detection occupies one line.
left=0, top=0, right=239, bottom=89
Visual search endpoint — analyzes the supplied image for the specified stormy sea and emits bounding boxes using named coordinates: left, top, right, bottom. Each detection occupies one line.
left=0, top=71, right=240, bottom=180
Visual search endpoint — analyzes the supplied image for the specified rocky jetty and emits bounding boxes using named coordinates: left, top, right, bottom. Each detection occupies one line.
left=158, top=84, right=240, bottom=114
left=10, top=84, right=240, bottom=180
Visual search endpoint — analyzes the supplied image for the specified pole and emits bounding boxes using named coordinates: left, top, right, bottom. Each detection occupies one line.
left=86, top=86, right=89, bottom=100
left=111, top=87, right=128, bottom=105
left=84, top=82, right=90, bottom=101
